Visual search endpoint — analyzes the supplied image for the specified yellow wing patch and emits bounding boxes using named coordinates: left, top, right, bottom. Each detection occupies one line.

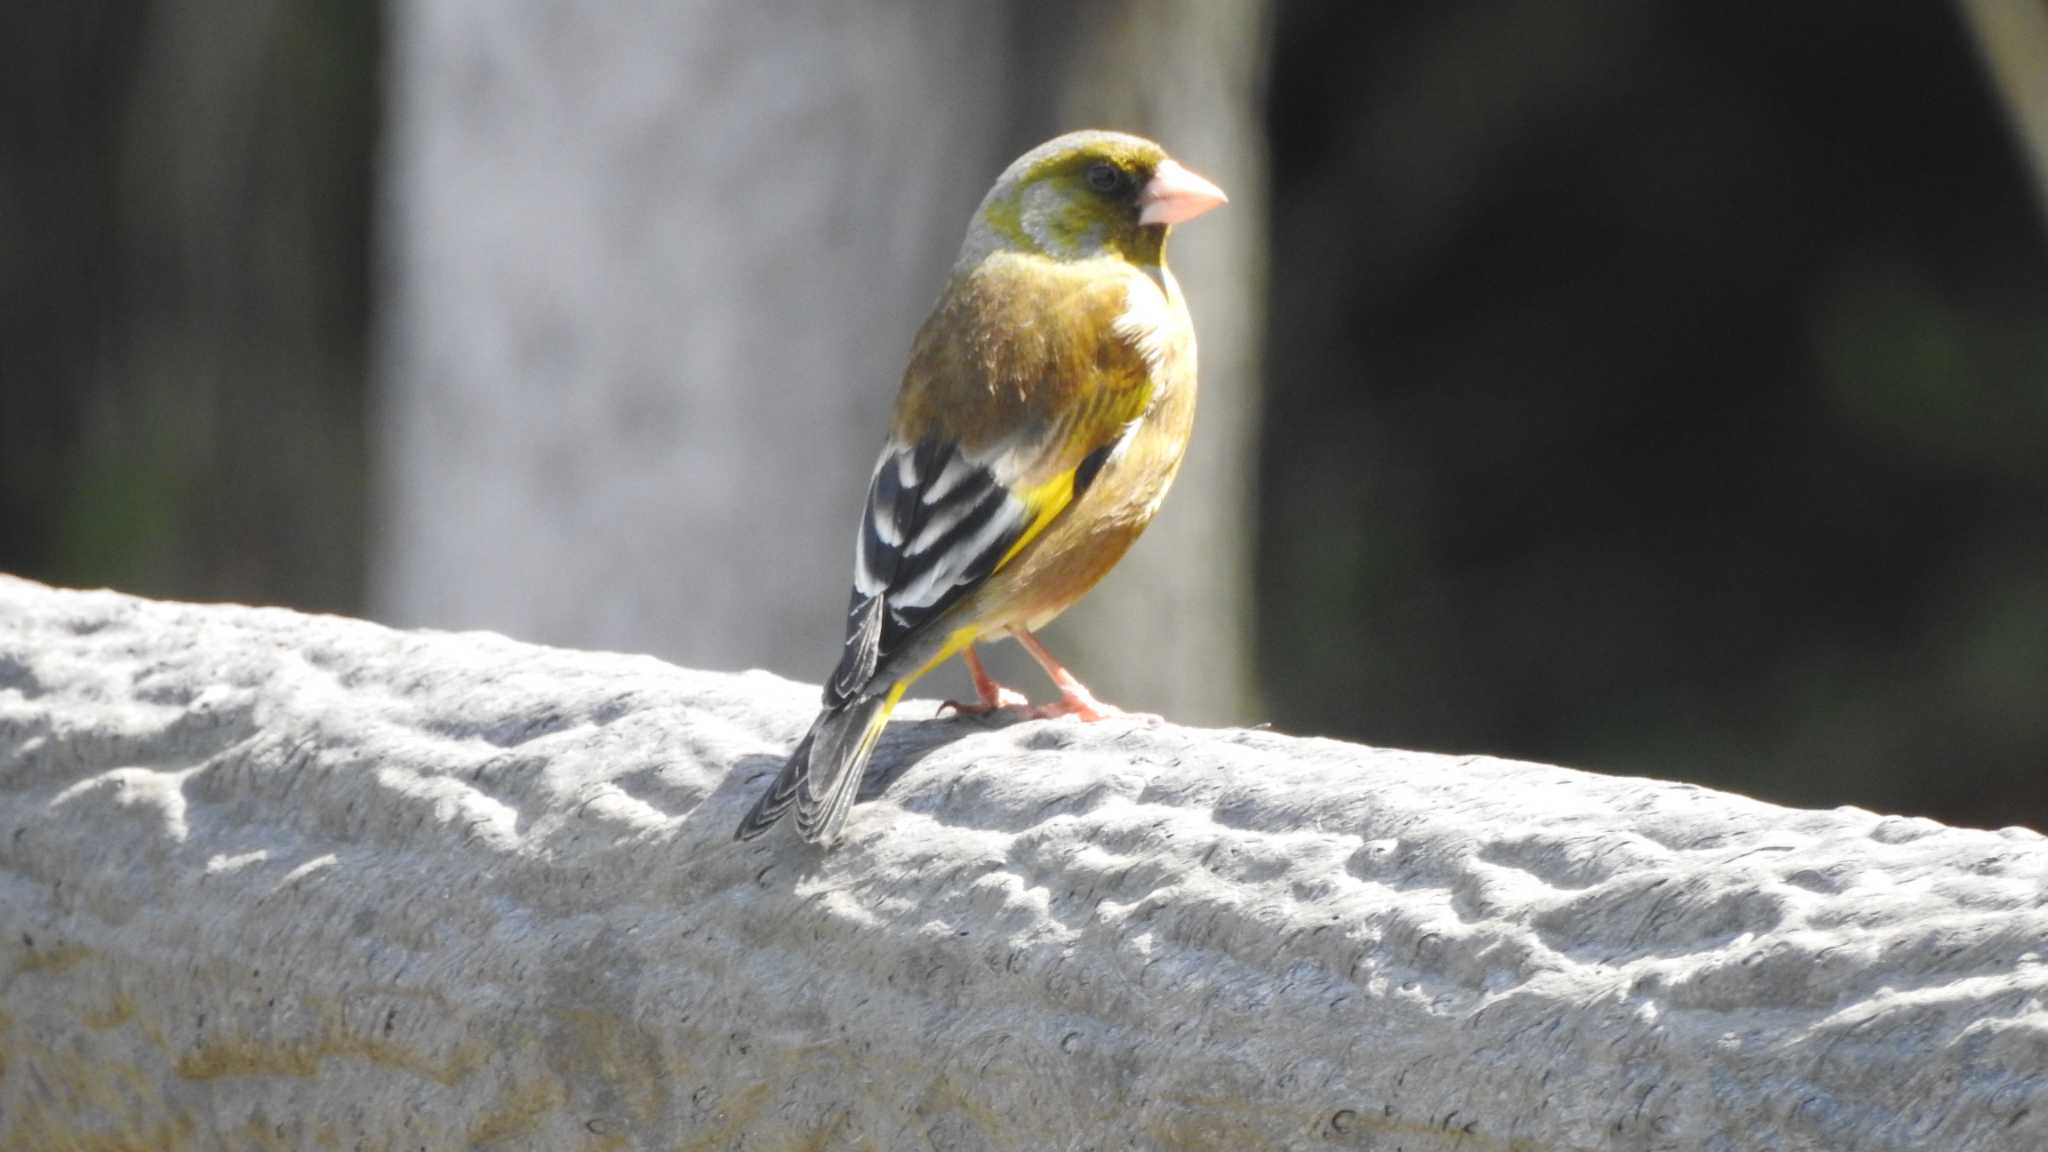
left=996, top=471, right=1080, bottom=572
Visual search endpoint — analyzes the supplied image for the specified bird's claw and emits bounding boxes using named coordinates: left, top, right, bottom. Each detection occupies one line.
left=937, top=684, right=1031, bottom=718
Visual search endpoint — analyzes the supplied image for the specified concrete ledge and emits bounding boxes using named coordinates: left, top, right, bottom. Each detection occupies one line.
left=2, top=575, right=2044, bottom=1150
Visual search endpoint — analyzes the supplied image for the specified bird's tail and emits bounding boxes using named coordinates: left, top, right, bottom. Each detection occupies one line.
left=734, top=685, right=901, bottom=845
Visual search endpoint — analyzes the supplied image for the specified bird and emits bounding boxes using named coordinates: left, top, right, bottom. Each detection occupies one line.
left=735, top=130, right=1226, bottom=845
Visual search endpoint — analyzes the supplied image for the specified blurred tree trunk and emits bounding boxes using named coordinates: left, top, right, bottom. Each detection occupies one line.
left=0, top=2, right=377, bottom=612
left=375, top=1, right=1267, bottom=722
left=1958, top=0, right=2048, bottom=228
left=1011, top=0, right=1270, bottom=721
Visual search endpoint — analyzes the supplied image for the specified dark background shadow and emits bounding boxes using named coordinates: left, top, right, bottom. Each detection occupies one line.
left=1260, top=3, right=2048, bottom=830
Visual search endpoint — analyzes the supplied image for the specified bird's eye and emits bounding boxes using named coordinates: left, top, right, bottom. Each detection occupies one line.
left=1084, top=162, right=1123, bottom=193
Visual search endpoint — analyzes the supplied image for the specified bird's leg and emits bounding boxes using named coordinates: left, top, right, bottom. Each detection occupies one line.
left=936, top=642, right=1031, bottom=717
left=1012, top=629, right=1123, bottom=721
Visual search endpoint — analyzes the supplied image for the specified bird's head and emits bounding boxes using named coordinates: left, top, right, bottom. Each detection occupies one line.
left=960, top=131, right=1227, bottom=269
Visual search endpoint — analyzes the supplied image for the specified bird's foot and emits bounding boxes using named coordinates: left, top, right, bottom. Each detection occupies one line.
left=940, top=643, right=1034, bottom=718
left=936, top=684, right=1031, bottom=718
left=1026, top=685, right=1123, bottom=723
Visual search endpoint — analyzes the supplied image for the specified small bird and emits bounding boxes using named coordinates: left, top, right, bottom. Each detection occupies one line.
left=736, top=130, right=1226, bottom=845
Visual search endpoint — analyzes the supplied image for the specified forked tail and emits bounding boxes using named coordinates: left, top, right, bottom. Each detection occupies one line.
left=733, top=687, right=899, bottom=845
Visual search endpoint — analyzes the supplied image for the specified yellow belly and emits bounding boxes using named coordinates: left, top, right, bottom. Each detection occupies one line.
left=963, top=360, right=1196, bottom=635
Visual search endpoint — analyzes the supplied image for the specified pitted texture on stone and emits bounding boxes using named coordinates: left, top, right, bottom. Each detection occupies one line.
left=1, top=576, right=2044, bottom=1150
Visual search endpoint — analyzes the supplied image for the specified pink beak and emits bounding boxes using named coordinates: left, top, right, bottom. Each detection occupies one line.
left=1138, top=159, right=1229, bottom=226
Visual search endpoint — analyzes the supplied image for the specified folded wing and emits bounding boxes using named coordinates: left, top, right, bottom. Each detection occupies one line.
left=824, top=261, right=1163, bottom=705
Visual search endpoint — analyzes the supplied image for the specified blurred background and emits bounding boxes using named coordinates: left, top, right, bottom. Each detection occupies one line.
left=4, top=2, right=2044, bottom=831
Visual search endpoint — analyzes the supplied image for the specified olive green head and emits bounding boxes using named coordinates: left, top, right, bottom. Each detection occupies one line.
left=960, top=130, right=1226, bottom=269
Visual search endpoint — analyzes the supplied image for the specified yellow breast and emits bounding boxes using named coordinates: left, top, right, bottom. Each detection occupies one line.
left=973, top=267, right=1198, bottom=632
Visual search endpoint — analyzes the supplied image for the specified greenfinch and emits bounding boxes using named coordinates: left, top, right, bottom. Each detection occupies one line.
left=737, top=130, right=1226, bottom=845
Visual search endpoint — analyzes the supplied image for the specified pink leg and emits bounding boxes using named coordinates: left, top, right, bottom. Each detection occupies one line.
left=1012, top=629, right=1123, bottom=721
left=936, top=643, right=1031, bottom=717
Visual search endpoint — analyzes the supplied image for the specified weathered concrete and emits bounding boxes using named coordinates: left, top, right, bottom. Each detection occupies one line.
left=2, top=575, right=2044, bottom=1150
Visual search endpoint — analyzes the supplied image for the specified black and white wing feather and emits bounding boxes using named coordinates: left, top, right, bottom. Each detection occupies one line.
left=825, top=438, right=1035, bottom=705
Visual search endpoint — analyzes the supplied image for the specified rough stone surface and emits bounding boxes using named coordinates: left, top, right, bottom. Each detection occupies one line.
left=2, top=576, right=2045, bottom=1151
